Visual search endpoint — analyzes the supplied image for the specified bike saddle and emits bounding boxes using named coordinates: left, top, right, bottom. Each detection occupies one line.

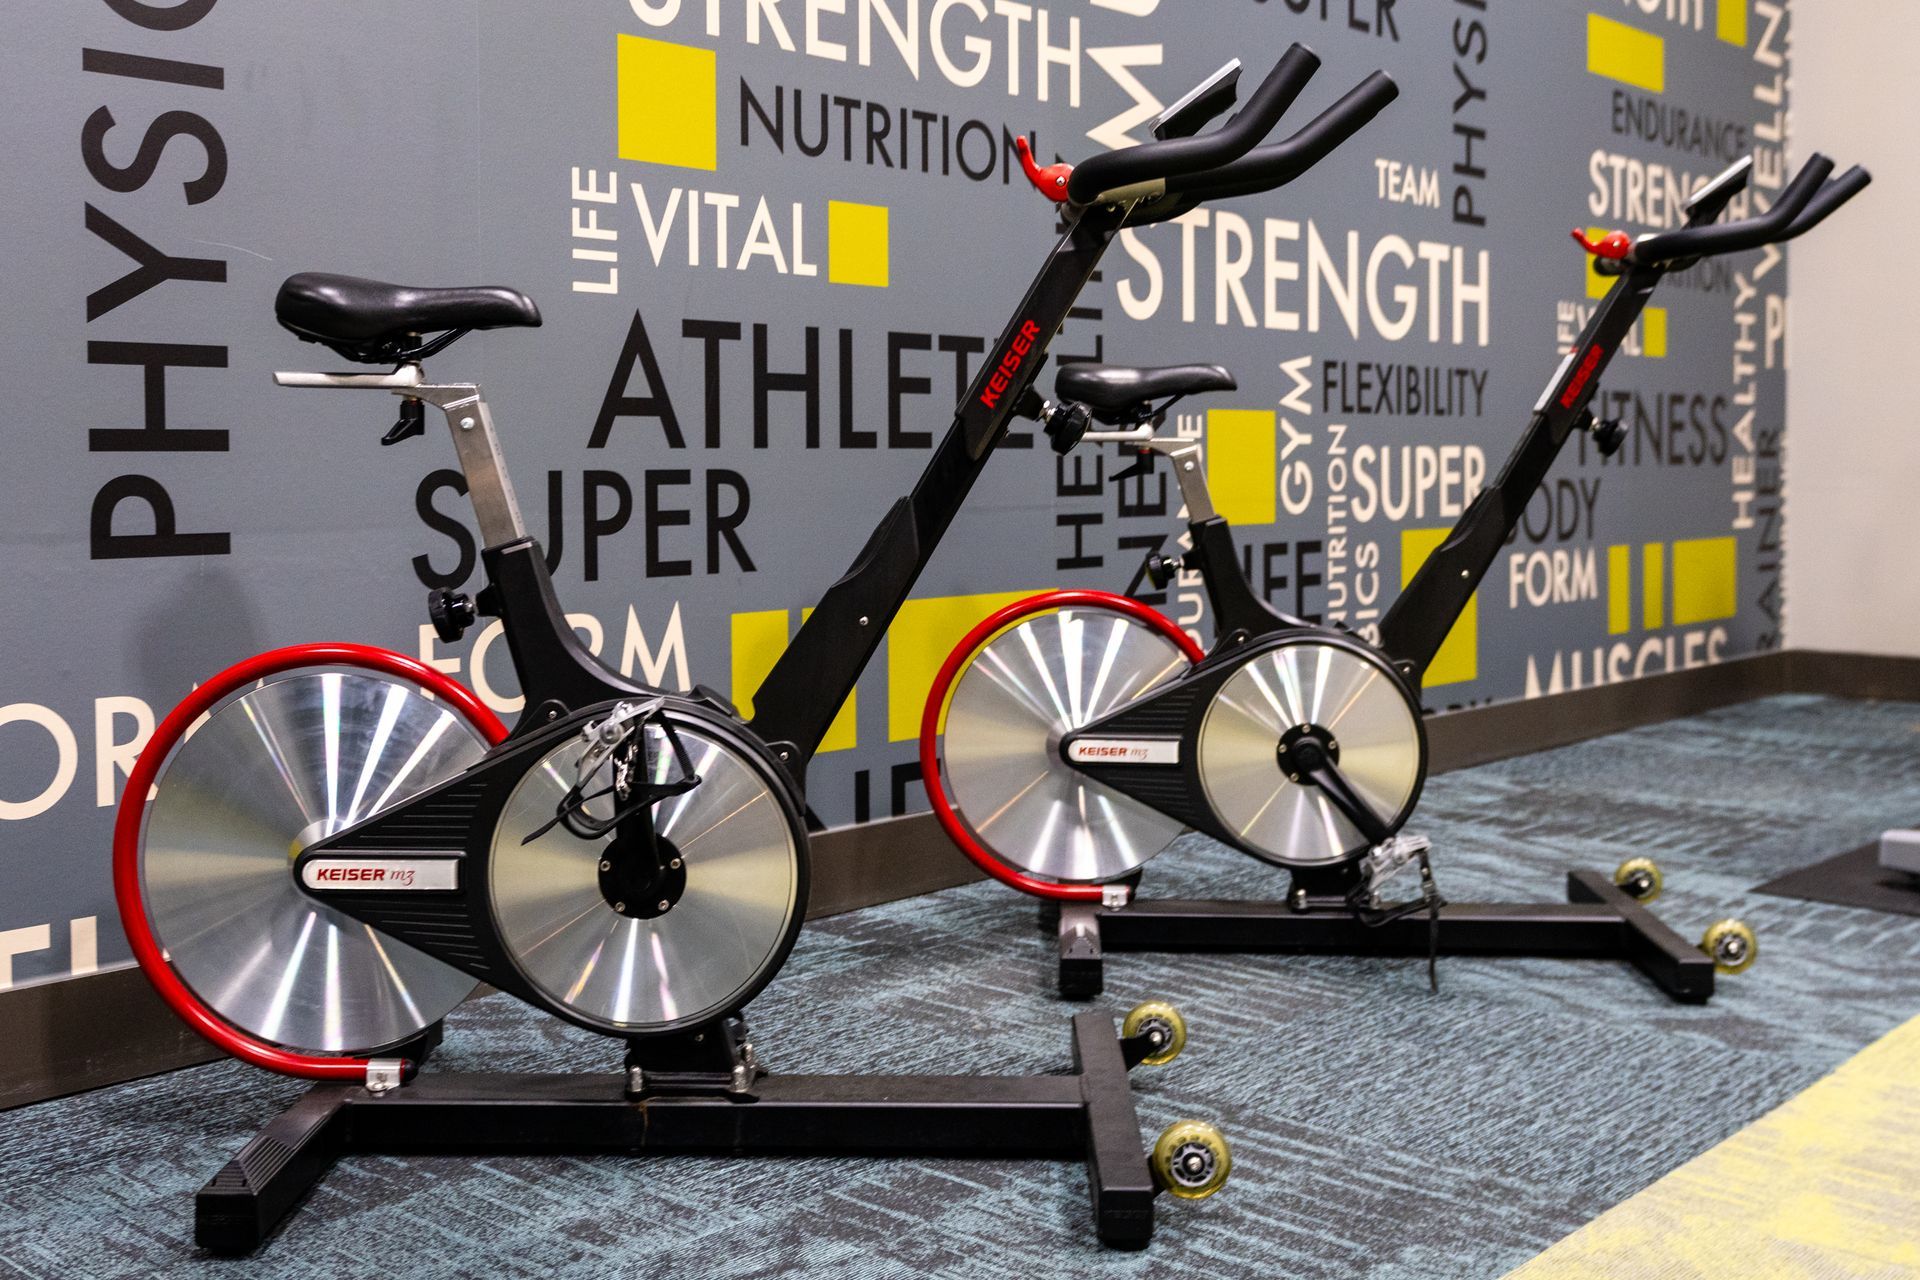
left=275, top=272, right=541, bottom=363
left=1055, top=362, right=1237, bottom=423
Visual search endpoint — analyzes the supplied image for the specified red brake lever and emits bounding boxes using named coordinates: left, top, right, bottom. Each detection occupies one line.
left=1570, top=228, right=1632, bottom=260
left=1016, top=135, right=1073, bottom=204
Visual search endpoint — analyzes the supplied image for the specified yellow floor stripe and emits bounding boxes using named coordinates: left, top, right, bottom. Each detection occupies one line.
left=1505, top=1013, right=1920, bottom=1279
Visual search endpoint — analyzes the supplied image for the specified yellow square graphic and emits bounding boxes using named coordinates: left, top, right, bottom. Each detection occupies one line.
left=1607, top=544, right=1632, bottom=635
left=729, top=609, right=790, bottom=723
left=828, top=201, right=890, bottom=287
left=888, top=591, right=1042, bottom=741
left=617, top=34, right=717, bottom=171
left=1641, top=307, right=1668, bottom=359
left=1402, top=528, right=1477, bottom=686
left=731, top=608, right=855, bottom=752
left=1206, top=410, right=1277, bottom=527
left=1587, top=14, right=1665, bottom=94
left=1717, top=0, right=1748, bottom=47
left=1643, top=542, right=1667, bottom=631
left=1672, top=537, right=1738, bottom=625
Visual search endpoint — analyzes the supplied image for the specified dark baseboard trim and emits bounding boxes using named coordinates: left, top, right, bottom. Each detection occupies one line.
left=1425, top=651, right=1789, bottom=773
left=807, top=810, right=979, bottom=919
left=1784, top=649, right=1920, bottom=702
left=8, top=646, right=1918, bottom=1111
left=0, top=968, right=220, bottom=1111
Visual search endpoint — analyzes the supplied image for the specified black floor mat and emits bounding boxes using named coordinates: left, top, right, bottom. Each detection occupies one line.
left=1753, top=842, right=1920, bottom=917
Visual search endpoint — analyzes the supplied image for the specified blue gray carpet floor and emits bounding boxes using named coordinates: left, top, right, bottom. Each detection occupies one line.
left=5, top=693, right=1920, bottom=1279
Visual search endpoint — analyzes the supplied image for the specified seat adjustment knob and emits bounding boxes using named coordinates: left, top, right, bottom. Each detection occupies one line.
left=1143, top=551, right=1181, bottom=590
left=428, top=589, right=478, bottom=643
left=1593, top=417, right=1627, bottom=457
left=1045, top=401, right=1092, bottom=456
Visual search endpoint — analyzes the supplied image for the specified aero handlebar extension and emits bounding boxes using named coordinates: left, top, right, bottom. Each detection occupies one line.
left=1778, top=164, right=1873, bottom=241
left=1163, top=70, right=1399, bottom=202
left=1630, top=153, right=1870, bottom=264
left=1065, top=44, right=1321, bottom=204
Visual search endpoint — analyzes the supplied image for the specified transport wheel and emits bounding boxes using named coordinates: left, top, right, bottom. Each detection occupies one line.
left=1151, top=1120, right=1232, bottom=1200
left=933, top=592, right=1199, bottom=884
left=490, top=710, right=807, bottom=1036
left=1122, top=1000, right=1188, bottom=1066
left=1701, top=919, right=1758, bottom=974
left=1612, top=856, right=1664, bottom=902
left=130, top=652, right=499, bottom=1059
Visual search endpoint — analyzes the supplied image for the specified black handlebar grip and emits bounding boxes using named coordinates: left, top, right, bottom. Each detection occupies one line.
left=1065, top=43, right=1320, bottom=204
left=1778, top=165, right=1872, bottom=241
left=1631, top=152, right=1832, bottom=263
left=1165, top=70, right=1399, bottom=201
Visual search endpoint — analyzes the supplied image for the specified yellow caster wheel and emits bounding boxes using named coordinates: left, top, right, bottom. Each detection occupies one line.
left=1122, top=1001, right=1187, bottom=1066
left=1151, top=1120, right=1231, bottom=1200
left=1613, top=857, right=1664, bottom=902
left=1701, top=919, right=1757, bottom=974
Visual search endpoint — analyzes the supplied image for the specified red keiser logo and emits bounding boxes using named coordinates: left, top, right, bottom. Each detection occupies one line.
left=979, top=320, right=1042, bottom=409
left=1557, top=344, right=1607, bottom=410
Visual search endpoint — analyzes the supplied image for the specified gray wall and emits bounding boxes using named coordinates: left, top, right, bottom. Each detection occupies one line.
left=1, top=0, right=1789, bottom=992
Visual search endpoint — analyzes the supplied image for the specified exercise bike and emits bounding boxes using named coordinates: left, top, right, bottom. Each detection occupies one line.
left=113, top=47, right=1399, bottom=1254
left=922, top=150, right=1870, bottom=1002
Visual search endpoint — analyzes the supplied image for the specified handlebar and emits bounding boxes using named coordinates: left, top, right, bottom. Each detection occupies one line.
left=1628, top=153, right=1842, bottom=264
left=1779, top=165, right=1873, bottom=241
left=1065, top=44, right=1320, bottom=204
left=1162, top=70, right=1399, bottom=202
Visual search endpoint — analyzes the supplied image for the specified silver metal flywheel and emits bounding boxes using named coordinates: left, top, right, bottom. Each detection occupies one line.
left=489, top=714, right=803, bottom=1035
left=941, top=606, right=1194, bottom=883
left=141, top=671, right=487, bottom=1054
left=1196, top=634, right=1424, bottom=867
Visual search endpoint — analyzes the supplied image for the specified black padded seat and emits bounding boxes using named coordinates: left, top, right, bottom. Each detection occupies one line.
left=275, top=273, right=541, bottom=353
left=1055, top=363, right=1237, bottom=415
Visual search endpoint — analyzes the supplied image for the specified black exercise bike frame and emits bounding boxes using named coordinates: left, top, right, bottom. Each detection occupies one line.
left=1035, top=150, right=1869, bottom=1004
left=199, top=47, right=1402, bottom=1256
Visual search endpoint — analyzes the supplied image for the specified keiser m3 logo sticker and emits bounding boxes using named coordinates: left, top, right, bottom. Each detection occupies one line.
left=301, top=859, right=462, bottom=892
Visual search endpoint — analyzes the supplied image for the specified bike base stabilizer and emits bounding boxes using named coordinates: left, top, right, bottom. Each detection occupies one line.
left=1045, top=869, right=1717, bottom=1003
left=194, top=1012, right=1164, bottom=1255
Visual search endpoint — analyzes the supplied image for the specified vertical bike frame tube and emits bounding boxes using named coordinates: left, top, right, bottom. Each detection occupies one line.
left=1374, top=264, right=1659, bottom=681
left=748, top=205, right=1130, bottom=766
left=1090, top=431, right=1309, bottom=645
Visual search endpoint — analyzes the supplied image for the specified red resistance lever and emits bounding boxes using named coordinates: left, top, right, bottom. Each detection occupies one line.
left=1016, top=135, right=1072, bottom=204
left=1571, top=228, right=1632, bottom=260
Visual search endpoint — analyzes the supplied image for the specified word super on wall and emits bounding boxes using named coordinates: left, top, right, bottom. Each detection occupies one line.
left=0, top=1, right=1791, bottom=989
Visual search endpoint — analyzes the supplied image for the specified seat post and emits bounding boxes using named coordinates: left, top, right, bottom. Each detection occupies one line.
left=1083, top=430, right=1216, bottom=522
left=410, top=383, right=528, bottom=547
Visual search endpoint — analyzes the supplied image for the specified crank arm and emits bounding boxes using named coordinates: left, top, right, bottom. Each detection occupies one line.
left=1297, top=754, right=1393, bottom=848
